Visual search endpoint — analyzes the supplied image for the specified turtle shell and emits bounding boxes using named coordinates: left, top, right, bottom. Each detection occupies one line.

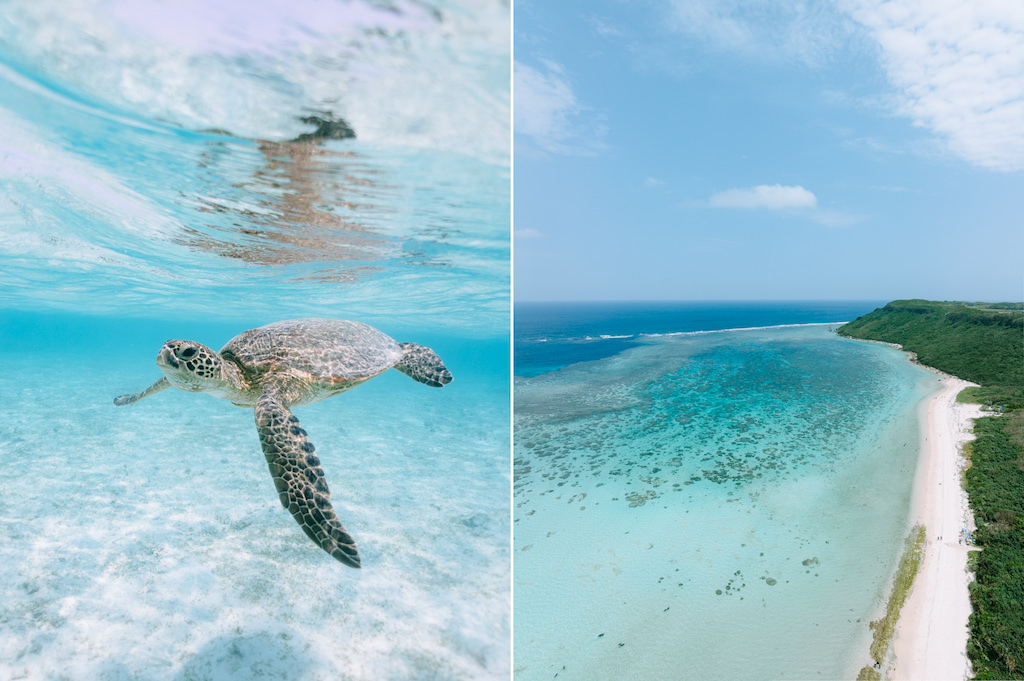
left=220, top=319, right=403, bottom=385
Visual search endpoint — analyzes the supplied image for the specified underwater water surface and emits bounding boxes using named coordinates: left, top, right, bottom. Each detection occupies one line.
left=0, top=2, right=509, bottom=679
left=514, top=307, right=939, bottom=681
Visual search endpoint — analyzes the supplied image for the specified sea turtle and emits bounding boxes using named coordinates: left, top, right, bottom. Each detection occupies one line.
left=113, top=318, right=452, bottom=568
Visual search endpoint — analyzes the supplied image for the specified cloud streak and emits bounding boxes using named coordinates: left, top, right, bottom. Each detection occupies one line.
left=849, top=0, right=1024, bottom=171
left=709, top=184, right=818, bottom=210
left=656, top=0, right=1024, bottom=171
left=663, top=0, right=857, bottom=66
left=514, top=59, right=605, bottom=155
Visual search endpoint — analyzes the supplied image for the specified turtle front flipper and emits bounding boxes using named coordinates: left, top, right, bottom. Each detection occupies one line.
left=254, top=393, right=361, bottom=568
left=395, top=342, right=453, bottom=387
left=113, top=377, right=171, bottom=406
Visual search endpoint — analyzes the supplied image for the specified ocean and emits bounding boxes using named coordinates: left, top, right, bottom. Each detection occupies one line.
left=0, top=3, right=509, bottom=680
left=513, top=301, right=941, bottom=680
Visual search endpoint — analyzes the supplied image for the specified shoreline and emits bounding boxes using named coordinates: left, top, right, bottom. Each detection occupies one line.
left=885, top=375, right=983, bottom=680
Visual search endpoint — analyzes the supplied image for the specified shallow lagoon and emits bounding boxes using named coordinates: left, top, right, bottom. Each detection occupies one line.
left=514, top=325, right=939, bottom=680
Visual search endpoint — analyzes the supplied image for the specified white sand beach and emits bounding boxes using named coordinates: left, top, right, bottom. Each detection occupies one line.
left=889, top=377, right=984, bottom=680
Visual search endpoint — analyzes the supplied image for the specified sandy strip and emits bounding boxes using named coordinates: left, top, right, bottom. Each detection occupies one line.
left=888, top=377, right=983, bottom=681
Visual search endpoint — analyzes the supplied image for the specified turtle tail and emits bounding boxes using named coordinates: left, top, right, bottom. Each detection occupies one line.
left=254, top=393, right=361, bottom=568
left=394, top=342, right=453, bottom=387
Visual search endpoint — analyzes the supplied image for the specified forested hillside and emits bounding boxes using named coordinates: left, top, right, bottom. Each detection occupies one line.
left=839, top=300, right=1023, bottom=393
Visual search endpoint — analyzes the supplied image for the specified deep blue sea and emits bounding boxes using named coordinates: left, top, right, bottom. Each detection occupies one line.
left=514, top=300, right=886, bottom=377
left=513, top=302, right=941, bottom=680
left=0, top=3, right=509, bottom=680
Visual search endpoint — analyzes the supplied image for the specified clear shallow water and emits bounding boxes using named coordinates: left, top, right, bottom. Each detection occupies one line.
left=1, top=314, right=508, bottom=680
left=0, top=3, right=508, bottom=679
left=513, top=306, right=939, bottom=680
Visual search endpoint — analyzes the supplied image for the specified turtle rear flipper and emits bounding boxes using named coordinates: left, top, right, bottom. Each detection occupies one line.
left=395, top=342, right=452, bottom=387
left=254, top=393, right=361, bottom=568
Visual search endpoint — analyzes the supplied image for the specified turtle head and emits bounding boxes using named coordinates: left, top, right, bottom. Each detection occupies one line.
left=156, top=340, right=226, bottom=393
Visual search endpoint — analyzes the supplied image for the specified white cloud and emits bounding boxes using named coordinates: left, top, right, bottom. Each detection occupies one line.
left=514, top=59, right=605, bottom=155
left=515, top=228, right=545, bottom=239
left=811, top=209, right=863, bottom=228
left=708, top=184, right=818, bottom=210
left=589, top=16, right=625, bottom=39
left=664, top=0, right=858, bottom=66
left=707, top=184, right=862, bottom=226
left=849, top=0, right=1024, bottom=171
left=514, top=60, right=574, bottom=140
left=658, top=1, right=1024, bottom=170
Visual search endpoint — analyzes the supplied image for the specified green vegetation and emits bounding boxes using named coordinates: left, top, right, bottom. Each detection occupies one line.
left=838, top=299, right=1024, bottom=386
left=839, top=300, right=1024, bottom=410
left=840, top=299, right=1024, bottom=678
left=966, top=413, right=1024, bottom=679
left=857, top=525, right=927, bottom=680
left=856, top=664, right=881, bottom=681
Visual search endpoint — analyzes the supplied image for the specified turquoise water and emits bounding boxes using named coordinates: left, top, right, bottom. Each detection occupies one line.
left=0, top=3, right=509, bottom=679
left=514, top=317, right=939, bottom=680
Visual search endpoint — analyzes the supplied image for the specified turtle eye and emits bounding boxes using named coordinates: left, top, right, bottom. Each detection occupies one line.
left=179, top=346, right=198, bottom=359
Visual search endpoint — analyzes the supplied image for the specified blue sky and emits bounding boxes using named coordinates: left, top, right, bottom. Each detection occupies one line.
left=514, top=0, right=1024, bottom=302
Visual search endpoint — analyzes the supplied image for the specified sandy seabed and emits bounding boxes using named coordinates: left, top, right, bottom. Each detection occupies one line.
left=888, top=376, right=983, bottom=681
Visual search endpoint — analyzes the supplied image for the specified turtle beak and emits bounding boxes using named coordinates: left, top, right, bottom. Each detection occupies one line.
left=157, top=343, right=179, bottom=369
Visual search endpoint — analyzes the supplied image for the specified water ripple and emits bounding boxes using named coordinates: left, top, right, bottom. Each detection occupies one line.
left=0, top=0, right=509, bottom=333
